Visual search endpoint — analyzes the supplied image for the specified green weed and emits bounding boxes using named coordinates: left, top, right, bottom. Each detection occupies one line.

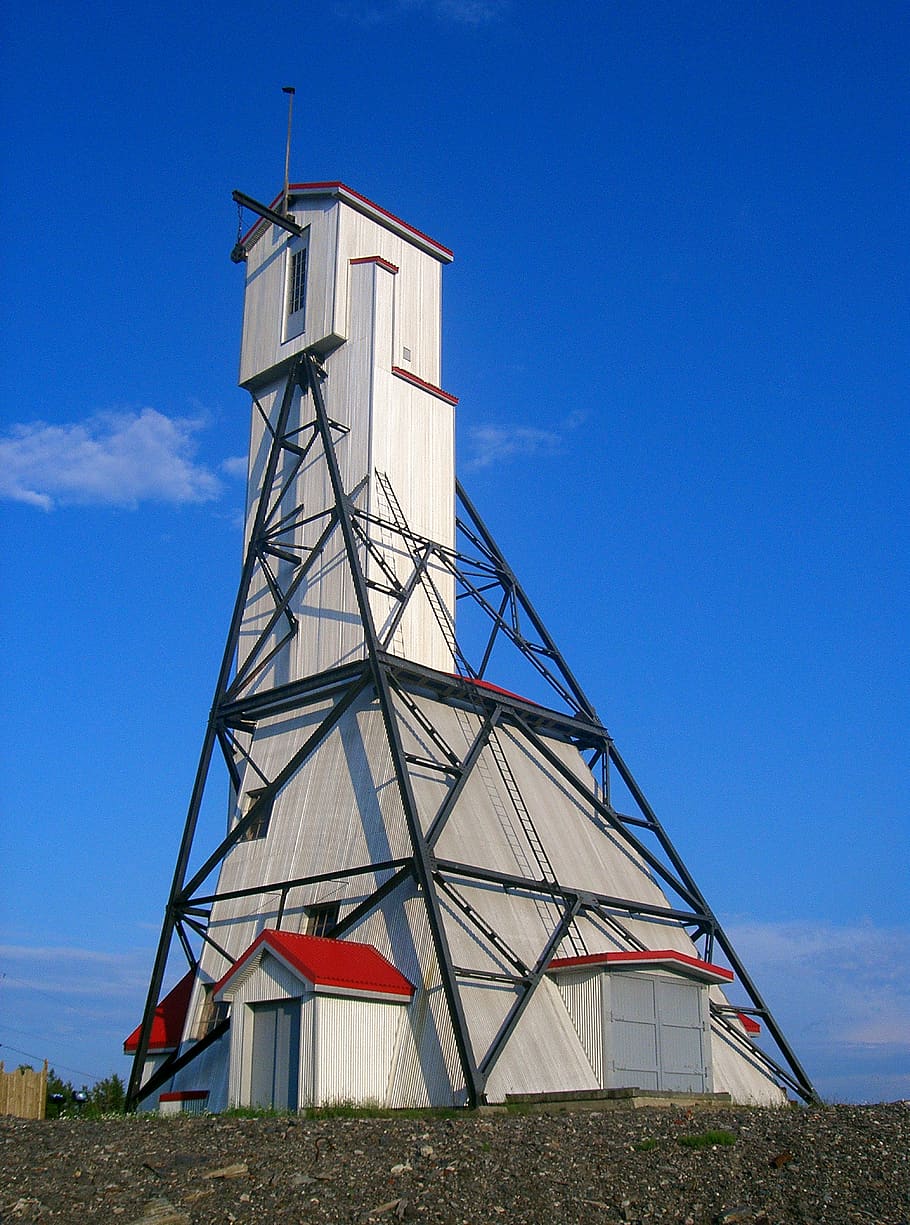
left=678, top=1129, right=736, bottom=1149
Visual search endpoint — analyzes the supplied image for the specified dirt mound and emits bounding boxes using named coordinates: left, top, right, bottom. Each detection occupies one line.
left=1, top=1102, right=907, bottom=1224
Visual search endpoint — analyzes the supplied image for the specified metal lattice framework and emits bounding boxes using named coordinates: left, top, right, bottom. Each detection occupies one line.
left=127, top=352, right=818, bottom=1109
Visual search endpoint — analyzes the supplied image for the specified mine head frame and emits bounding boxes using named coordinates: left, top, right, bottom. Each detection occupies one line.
left=127, top=351, right=818, bottom=1109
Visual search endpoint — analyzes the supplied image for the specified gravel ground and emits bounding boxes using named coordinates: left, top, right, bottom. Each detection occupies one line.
left=1, top=1102, right=908, bottom=1224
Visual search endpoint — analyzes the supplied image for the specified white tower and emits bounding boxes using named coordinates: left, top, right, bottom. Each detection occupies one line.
left=236, top=183, right=457, bottom=683
left=126, top=182, right=816, bottom=1113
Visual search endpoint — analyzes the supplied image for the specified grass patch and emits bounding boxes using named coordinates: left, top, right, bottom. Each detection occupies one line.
left=635, top=1138, right=660, bottom=1151
left=221, top=1102, right=463, bottom=1120
left=678, top=1129, right=736, bottom=1149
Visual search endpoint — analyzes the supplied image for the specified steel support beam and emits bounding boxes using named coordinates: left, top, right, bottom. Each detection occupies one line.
left=127, top=361, right=304, bottom=1110
left=477, top=894, right=584, bottom=1084
left=131, top=335, right=817, bottom=1110
left=304, top=354, right=486, bottom=1107
left=133, top=1017, right=230, bottom=1106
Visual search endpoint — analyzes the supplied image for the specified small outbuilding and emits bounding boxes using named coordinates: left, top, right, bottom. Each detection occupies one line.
left=213, top=930, right=415, bottom=1110
left=548, top=950, right=734, bottom=1095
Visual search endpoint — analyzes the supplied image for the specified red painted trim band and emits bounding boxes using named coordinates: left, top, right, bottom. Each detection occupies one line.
left=290, top=183, right=453, bottom=259
left=737, top=1011, right=762, bottom=1034
left=240, top=183, right=453, bottom=261
left=447, top=673, right=527, bottom=703
left=549, top=949, right=734, bottom=983
left=350, top=256, right=399, bottom=274
left=159, top=1090, right=209, bottom=1102
left=391, top=366, right=458, bottom=405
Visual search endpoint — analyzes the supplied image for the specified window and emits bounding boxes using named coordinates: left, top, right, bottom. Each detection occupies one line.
left=241, top=787, right=273, bottom=841
left=305, top=901, right=340, bottom=937
left=288, top=247, right=307, bottom=316
left=285, top=239, right=308, bottom=339
left=195, top=985, right=228, bottom=1039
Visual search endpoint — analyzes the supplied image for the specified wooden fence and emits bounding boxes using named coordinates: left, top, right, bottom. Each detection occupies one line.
left=0, top=1060, right=47, bottom=1119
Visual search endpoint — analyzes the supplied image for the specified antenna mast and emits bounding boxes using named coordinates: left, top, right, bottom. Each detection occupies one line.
left=282, top=86, right=295, bottom=217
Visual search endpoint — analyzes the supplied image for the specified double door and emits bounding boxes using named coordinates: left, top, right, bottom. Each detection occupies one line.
left=610, top=973, right=709, bottom=1093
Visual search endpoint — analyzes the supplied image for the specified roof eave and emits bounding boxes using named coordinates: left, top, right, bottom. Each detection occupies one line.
left=240, top=182, right=453, bottom=263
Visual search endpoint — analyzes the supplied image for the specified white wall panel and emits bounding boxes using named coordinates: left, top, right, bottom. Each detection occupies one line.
left=315, top=995, right=405, bottom=1106
left=555, top=970, right=604, bottom=1085
left=484, top=977, right=598, bottom=1102
left=240, top=199, right=341, bottom=386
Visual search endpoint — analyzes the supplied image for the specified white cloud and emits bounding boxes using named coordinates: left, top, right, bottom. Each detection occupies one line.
left=728, top=917, right=910, bottom=1101
left=0, top=943, right=151, bottom=999
left=466, top=411, right=586, bottom=470
left=221, top=455, right=248, bottom=478
left=0, top=409, right=223, bottom=510
left=0, top=943, right=161, bottom=1082
left=467, top=423, right=565, bottom=469
left=433, top=0, right=509, bottom=22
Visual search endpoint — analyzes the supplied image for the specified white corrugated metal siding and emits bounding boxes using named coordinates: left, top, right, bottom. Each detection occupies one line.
left=555, top=969, right=604, bottom=1085
left=314, top=994, right=405, bottom=1106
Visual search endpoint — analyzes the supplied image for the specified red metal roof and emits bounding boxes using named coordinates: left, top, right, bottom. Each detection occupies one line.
left=123, top=971, right=194, bottom=1053
left=548, top=949, right=735, bottom=985
left=448, top=674, right=528, bottom=703
left=737, top=1011, right=762, bottom=1034
left=214, top=930, right=415, bottom=1001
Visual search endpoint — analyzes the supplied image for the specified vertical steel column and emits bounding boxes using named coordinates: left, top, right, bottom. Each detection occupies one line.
left=304, top=355, right=485, bottom=1106
left=127, top=361, right=303, bottom=1109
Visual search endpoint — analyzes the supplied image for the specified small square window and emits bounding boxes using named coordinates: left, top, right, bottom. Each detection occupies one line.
left=196, top=984, right=229, bottom=1039
left=305, top=901, right=340, bottom=937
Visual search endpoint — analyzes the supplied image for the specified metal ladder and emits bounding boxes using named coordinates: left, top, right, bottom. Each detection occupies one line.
left=485, top=725, right=587, bottom=958
left=373, top=470, right=410, bottom=658
left=376, top=469, right=470, bottom=676
left=377, top=470, right=586, bottom=959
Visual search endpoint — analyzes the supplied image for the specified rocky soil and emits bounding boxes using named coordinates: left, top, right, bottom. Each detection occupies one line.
left=1, top=1102, right=908, bottom=1225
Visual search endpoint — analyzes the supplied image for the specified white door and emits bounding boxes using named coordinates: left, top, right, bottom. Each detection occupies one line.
left=610, top=974, right=707, bottom=1092
left=249, top=999, right=301, bottom=1110
left=612, top=974, right=660, bottom=1089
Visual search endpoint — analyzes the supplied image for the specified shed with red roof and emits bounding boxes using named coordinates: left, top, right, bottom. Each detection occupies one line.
left=213, top=931, right=415, bottom=1110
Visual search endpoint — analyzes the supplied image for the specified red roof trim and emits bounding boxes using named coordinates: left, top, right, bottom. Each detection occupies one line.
left=240, top=183, right=453, bottom=262
left=737, top=1011, right=762, bottom=1034
left=460, top=675, right=527, bottom=703
left=391, top=366, right=458, bottom=405
left=549, top=949, right=734, bottom=985
left=123, top=971, right=194, bottom=1053
left=290, top=183, right=453, bottom=260
left=214, top=930, right=415, bottom=1001
left=159, top=1090, right=209, bottom=1102
left=350, top=256, right=399, bottom=274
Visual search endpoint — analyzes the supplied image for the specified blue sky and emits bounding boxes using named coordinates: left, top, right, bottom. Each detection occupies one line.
left=1, top=1, right=907, bottom=1102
